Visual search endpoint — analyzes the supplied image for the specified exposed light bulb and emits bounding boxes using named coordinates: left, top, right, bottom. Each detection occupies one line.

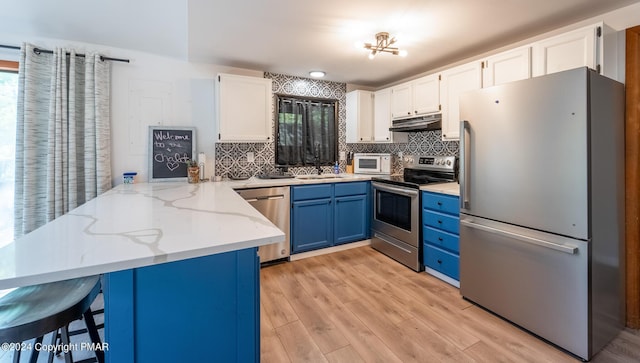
left=398, top=50, right=408, bottom=57
left=368, top=52, right=376, bottom=60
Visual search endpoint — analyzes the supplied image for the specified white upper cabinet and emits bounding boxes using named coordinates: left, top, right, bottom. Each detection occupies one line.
left=440, top=61, right=482, bottom=141
left=532, top=23, right=600, bottom=77
left=346, top=90, right=374, bottom=143
left=216, top=73, right=272, bottom=142
left=391, top=74, right=439, bottom=120
left=346, top=89, right=407, bottom=143
left=373, top=88, right=408, bottom=143
left=482, top=46, right=531, bottom=88
left=412, top=75, right=440, bottom=116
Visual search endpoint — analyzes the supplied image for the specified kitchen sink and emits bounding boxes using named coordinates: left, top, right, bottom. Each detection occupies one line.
left=296, top=174, right=344, bottom=180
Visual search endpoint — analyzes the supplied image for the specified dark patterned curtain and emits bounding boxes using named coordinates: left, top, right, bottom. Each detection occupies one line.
left=276, top=96, right=336, bottom=166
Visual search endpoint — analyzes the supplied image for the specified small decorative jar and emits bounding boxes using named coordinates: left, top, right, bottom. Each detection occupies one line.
left=186, top=160, right=200, bottom=184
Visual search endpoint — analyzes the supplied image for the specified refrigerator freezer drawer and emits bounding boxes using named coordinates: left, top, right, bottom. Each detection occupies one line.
left=460, top=216, right=589, bottom=360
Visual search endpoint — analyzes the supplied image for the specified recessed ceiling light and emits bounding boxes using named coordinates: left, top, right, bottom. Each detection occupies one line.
left=309, top=71, right=326, bottom=78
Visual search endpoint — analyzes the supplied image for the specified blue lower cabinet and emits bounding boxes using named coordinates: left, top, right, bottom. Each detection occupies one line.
left=422, top=191, right=460, bottom=284
left=423, top=244, right=460, bottom=280
left=291, top=181, right=370, bottom=254
left=103, top=248, right=260, bottom=363
left=291, top=198, right=333, bottom=253
left=334, top=194, right=368, bottom=245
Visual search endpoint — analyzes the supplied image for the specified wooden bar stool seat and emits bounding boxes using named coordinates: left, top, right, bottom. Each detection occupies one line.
left=0, top=275, right=104, bottom=363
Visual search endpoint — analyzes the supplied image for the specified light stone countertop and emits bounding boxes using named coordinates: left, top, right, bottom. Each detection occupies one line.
left=220, top=173, right=373, bottom=189
left=420, top=181, right=460, bottom=196
left=0, top=182, right=285, bottom=289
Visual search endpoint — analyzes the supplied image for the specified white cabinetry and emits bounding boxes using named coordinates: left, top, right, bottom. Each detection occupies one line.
left=482, top=46, right=531, bottom=87
left=346, top=89, right=407, bottom=143
left=532, top=23, right=600, bottom=77
left=373, top=88, right=408, bottom=143
left=346, top=90, right=374, bottom=142
left=440, top=62, right=482, bottom=140
left=216, top=73, right=272, bottom=142
left=391, top=74, right=439, bottom=120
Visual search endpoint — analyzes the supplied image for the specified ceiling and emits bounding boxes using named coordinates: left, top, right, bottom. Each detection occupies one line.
left=2, top=0, right=639, bottom=87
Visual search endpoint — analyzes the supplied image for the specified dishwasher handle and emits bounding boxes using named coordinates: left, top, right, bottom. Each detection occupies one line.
left=244, top=195, right=285, bottom=202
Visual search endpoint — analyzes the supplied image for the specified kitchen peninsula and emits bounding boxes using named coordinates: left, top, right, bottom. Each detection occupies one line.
left=0, top=182, right=285, bottom=363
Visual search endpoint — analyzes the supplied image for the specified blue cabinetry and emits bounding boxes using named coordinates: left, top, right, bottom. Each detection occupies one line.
left=292, top=181, right=370, bottom=253
left=291, top=188, right=333, bottom=253
left=103, top=248, right=260, bottom=363
left=422, top=191, right=460, bottom=286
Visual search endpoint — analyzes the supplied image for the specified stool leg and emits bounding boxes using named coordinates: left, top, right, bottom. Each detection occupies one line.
left=60, top=326, right=73, bottom=363
left=48, top=330, right=58, bottom=363
left=28, top=336, right=43, bottom=363
left=83, top=308, right=105, bottom=363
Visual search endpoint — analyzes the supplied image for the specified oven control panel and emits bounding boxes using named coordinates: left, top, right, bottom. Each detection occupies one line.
left=403, top=155, right=457, bottom=171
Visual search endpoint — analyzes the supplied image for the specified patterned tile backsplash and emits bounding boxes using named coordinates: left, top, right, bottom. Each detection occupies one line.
left=214, top=72, right=459, bottom=178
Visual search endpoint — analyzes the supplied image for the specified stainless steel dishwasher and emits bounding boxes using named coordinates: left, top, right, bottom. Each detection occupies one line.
left=236, top=186, right=290, bottom=264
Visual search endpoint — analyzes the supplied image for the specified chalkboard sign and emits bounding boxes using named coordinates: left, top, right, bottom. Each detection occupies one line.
left=148, top=126, right=196, bottom=182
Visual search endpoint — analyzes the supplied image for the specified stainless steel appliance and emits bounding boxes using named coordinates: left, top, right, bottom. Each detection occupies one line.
left=236, top=186, right=290, bottom=264
left=353, top=153, right=391, bottom=175
left=371, top=155, right=457, bottom=271
left=388, top=113, right=441, bottom=132
left=458, top=67, right=624, bottom=361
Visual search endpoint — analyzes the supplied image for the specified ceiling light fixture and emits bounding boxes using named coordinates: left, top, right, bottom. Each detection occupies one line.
left=309, top=71, right=326, bottom=78
left=363, top=32, right=407, bottom=59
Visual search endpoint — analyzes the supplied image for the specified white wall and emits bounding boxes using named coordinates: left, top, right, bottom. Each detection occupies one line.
left=107, top=50, right=261, bottom=184
left=0, top=33, right=262, bottom=185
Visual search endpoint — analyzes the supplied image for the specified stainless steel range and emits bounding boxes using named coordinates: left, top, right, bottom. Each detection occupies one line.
left=371, top=155, right=457, bottom=271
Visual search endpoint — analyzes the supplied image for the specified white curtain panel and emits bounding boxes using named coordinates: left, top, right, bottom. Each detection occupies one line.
left=14, top=43, right=112, bottom=238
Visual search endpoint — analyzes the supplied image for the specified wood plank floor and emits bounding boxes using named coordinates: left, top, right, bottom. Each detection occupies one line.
left=261, top=246, right=640, bottom=363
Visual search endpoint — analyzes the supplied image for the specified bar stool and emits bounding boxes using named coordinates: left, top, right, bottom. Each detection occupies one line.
left=0, top=275, right=104, bottom=363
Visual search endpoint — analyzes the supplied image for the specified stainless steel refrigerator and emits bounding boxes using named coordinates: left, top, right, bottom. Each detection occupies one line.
left=458, top=67, right=625, bottom=361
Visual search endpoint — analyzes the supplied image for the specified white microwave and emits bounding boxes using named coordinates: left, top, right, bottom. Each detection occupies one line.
left=353, top=153, right=392, bottom=175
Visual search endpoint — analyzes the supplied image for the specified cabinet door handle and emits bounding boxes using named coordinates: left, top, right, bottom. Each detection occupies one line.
left=437, top=201, right=442, bottom=206
left=437, top=259, right=442, bottom=264
left=437, top=220, right=442, bottom=224
left=438, top=237, right=443, bottom=241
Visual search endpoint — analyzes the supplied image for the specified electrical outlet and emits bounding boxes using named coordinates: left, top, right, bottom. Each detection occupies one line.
left=398, top=151, right=403, bottom=159
left=246, top=152, right=254, bottom=162
left=340, top=151, right=346, bottom=161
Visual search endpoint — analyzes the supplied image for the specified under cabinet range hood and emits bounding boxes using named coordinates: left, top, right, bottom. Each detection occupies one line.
left=388, top=113, right=441, bottom=132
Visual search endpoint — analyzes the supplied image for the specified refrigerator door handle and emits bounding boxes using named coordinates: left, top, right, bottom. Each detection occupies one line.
left=460, top=219, right=578, bottom=254
left=459, top=120, right=470, bottom=209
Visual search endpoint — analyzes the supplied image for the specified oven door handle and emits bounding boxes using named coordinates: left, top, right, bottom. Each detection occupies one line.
left=372, top=182, right=419, bottom=197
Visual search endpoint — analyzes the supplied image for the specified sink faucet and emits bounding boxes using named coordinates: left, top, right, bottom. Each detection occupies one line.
left=314, top=143, right=322, bottom=175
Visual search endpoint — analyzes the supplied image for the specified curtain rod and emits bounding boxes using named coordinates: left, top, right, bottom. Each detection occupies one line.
left=0, top=44, right=130, bottom=63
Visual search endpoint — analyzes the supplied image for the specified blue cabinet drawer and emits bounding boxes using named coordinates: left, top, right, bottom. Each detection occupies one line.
left=423, top=210, right=459, bottom=235
left=422, top=191, right=459, bottom=216
left=292, top=184, right=333, bottom=201
left=424, top=244, right=459, bottom=280
left=334, top=181, right=368, bottom=197
left=424, top=226, right=459, bottom=253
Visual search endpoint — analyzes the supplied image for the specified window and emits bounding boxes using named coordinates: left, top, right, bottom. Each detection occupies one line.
left=275, top=95, right=338, bottom=167
left=0, top=60, right=18, bottom=247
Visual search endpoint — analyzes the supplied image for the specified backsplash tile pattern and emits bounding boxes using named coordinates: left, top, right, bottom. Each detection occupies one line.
left=214, top=73, right=459, bottom=178
left=215, top=73, right=347, bottom=178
